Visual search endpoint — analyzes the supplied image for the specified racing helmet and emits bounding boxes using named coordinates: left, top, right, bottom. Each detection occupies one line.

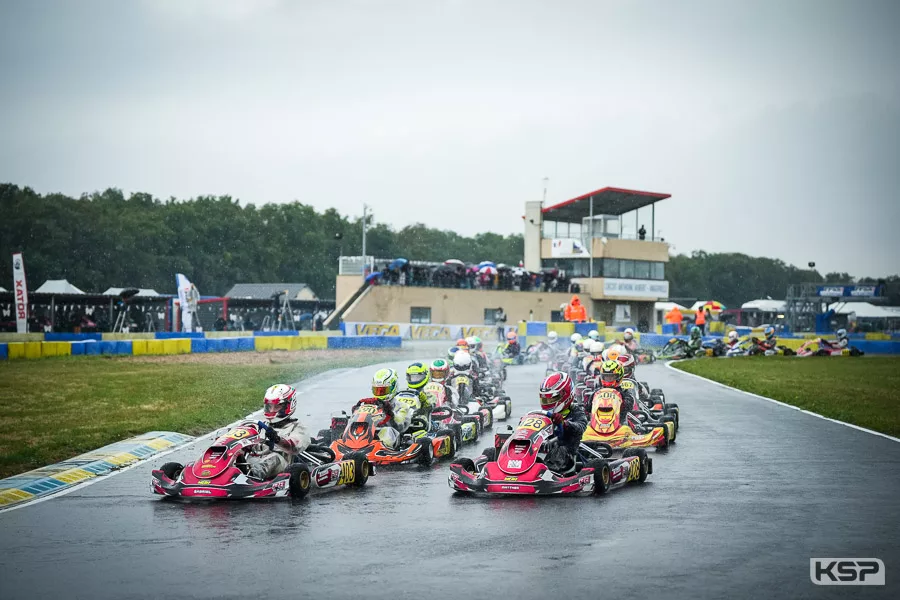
left=405, top=362, right=430, bottom=390
left=727, top=330, right=739, bottom=342
left=430, top=359, right=450, bottom=381
left=598, top=360, right=624, bottom=388
left=547, top=331, right=558, bottom=343
left=456, top=338, right=469, bottom=351
left=836, top=328, right=847, bottom=341
left=263, top=384, right=297, bottom=421
left=448, top=346, right=460, bottom=361
left=690, top=326, right=701, bottom=339
left=623, top=328, right=635, bottom=342
left=603, top=343, right=626, bottom=362
left=372, top=368, right=398, bottom=400
left=471, top=336, right=483, bottom=351
left=587, top=330, right=600, bottom=341
left=763, top=325, right=775, bottom=340
left=589, top=340, right=605, bottom=356
left=506, top=330, right=518, bottom=342
left=539, top=372, right=574, bottom=414
left=617, top=353, right=636, bottom=379
left=465, top=336, right=478, bottom=352
left=570, top=333, right=582, bottom=344
left=453, top=352, right=473, bottom=371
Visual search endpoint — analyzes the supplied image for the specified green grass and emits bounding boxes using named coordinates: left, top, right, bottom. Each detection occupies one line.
left=672, top=356, right=900, bottom=437
left=0, top=351, right=400, bottom=478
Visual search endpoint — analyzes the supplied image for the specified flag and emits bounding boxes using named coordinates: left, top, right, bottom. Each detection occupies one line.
left=12, top=252, right=28, bottom=333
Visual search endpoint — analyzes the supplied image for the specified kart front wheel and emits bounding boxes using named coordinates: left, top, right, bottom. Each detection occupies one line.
left=160, top=462, right=183, bottom=481
left=587, top=459, right=610, bottom=495
left=417, top=437, right=434, bottom=467
left=346, top=452, right=370, bottom=488
left=288, top=463, right=312, bottom=499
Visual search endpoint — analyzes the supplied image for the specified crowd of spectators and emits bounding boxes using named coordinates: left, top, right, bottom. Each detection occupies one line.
left=371, top=259, right=581, bottom=293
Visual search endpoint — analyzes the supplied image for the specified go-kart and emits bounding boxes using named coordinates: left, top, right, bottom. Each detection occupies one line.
left=636, top=382, right=679, bottom=429
left=796, top=339, right=864, bottom=357
left=424, top=381, right=481, bottom=445
left=524, top=342, right=554, bottom=364
left=151, top=421, right=371, bottom=500
left=448, top=372, right=510, bottom=425
left=448, top=412, right=651, bottom=496
left=701, top=339, right=728, bottom=357
left=581, top=388, right=675, bottom=450
left=657, top=338, right=692, bottom=360
left=317, top=392, right=457, bottom=467
left=495, top=343, right=524, bottom=365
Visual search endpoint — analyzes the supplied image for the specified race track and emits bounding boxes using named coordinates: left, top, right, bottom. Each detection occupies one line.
left=1, top=359, right=898, bottom=600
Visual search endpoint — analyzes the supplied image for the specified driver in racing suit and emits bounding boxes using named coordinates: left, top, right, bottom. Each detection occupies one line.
left=539, top=371, right=588, bottom=474
left=616, top=353, right=651, bottom=408
left=756, top=326, right=778, bottom=355
left=686, top=326, right=703, bottom=357
left=245, top=384, right=311, bottom=480
left=597, top=360, right=642, bottom=425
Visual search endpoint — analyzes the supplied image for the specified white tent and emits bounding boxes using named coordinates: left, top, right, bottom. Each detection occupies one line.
left=655, top=301, right=687, bottom=313
left=103, top=287, right=161, bottom=297
left=828, top=302, right=899, bottom=319
left=34, top=279, right=86, bottom=294
left=741, top=299, right=786, bottom=312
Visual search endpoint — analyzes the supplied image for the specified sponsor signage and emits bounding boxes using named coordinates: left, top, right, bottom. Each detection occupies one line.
left=345, top=323, right=516, bottom=339
left=550, top=238, right=590, bottom=258
left=409, top=325, right=453, bottom=340
left=816, top=285, right=881, bottom=298
left=12, top=252, right=28, bottom=333
left=602, top=278, right=669, bottom=299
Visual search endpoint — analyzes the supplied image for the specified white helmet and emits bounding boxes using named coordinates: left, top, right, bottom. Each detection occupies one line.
left=570, top=333, right=582, bottom=344
left=587, top=330, right=600, bottom=341
left=728, top=330, right=738, bottom=341
left=263, top=384, right=297, bottom=421
left=453, top=352, right=473, bottom=371
left=465, top=336, right=477, bottom=349
left=589, top=340, right=605, bottom=355
left=623, top=328, right=634, bottom=342
left=836, top=328, right=847, bottom=340
left=547, top=331, right=558, bottom=343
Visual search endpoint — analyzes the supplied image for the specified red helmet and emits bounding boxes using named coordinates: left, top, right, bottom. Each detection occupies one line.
left=456, top=338, right=469, bottom=349
left=506, top=331, right=518, bottom=342
left=263, top=384, right=297, bottom=421
left=539, top=372, right=574, bottom=414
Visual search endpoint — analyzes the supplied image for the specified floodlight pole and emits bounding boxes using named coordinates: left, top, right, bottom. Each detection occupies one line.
left=362, top=203, right=368, bottom=273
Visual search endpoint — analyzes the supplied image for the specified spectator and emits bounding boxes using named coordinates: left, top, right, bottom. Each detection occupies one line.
left=638, top=225, right=647, bottom=240
left=695, top=307, right=707, bottom=335
left=665, top=306, right=683, bottom=334
left=496, top=307, right=507, bottom=341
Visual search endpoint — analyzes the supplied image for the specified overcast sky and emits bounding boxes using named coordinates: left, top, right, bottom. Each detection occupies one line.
left=2, top=0, right=899, bottom=276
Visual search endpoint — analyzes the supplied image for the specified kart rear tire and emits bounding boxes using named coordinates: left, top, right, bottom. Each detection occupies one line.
left=660, top=415, right=677, bottom=442
left=346, top=452, right=370, bottom=488
left=288, top=463, right=312, bottom=499
left=160, top=462, right=183, bottom=481
left=417, top=437, right=434, bottom=467
left=434, top=428, right=457, bottom=459
left=622, top=448, right=649, bottom=483
left=587, top=459, right=610, bottom=495
left=450, top=423, right=464, bottom=448
left=454, top=457, right=477, bottom=475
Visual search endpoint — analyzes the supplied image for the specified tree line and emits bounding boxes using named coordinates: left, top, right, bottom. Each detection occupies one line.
left=1, top=184, right=896, bottom=305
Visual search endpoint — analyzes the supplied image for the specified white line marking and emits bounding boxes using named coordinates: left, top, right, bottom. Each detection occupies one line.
left=665, top=360, right=900, bottom=444
left=0, top=366, right=360, bottom=515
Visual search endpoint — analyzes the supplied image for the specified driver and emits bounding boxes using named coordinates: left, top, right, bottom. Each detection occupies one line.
left=466, top=336, right=489, bottom=372
left=245, top=384, right=311, bottom=480
left=597, top=359, right=640, bottom=420
left=725, top=330, right=741, bottom=351
left=686, top=326, right=703, bottom=357
left=404, top=362, right=433, bottom=410
left=620, top=328, right=639, bottom=352
left=756, top=326, right=778, bottom=354
left=503, top=331, right=521, bottom=360
left=539, top=372, right=588, bottom=474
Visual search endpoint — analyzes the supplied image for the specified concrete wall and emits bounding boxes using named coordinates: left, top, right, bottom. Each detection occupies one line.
left=539, top=238, right=669, bottom=262
left=336, top=274, right=363, bottom=307
left=343, top=286, right=592, bottom=324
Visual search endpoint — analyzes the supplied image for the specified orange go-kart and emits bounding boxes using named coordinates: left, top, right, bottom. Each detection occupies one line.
left=315, top=392, right=457, bottom=467
left=581, top=388, right=675, bottom=451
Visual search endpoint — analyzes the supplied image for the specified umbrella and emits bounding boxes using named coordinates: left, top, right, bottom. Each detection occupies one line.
left=297, top=313, right=313, bottom=321
left=513, top=267, right=528, bottom=276
left=388, top=258, right=408, bottom=270
left=365, top=272, right=382, bottom=283
left=496, top=264, right=512, bottom=271
left=703, top=300, right=726, bottom=312
left=444, top=259, right=464, bottom=266
left=478, top=261, right=496, bottom=269
left=479, top=265, right=498, bottom=276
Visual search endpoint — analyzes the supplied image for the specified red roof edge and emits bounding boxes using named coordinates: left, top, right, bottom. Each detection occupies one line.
left=542, top=186, right=672, bottom=213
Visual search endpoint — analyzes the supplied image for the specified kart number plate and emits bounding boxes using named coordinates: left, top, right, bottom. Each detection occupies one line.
left=520, top=416, right=546, bottom=430
left=357, top=405, right=379, bottom=414
left=595, top=389, right=620, bottom=401
left=338, top=460, right=355, bottom=485
left=455, top=376, right=470, bottom=385
left=223, top=427, right=251, bottom=440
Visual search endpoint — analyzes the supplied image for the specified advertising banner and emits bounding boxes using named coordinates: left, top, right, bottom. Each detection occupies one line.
left=12, top=252, right=28, bottom=333
left=344, top=323, right=517, bottom=340
left=550, top=238, right=590, bottom=258
left=602, top=278, right=669, bottom=299
left=816, top=285, right=881, bottom=298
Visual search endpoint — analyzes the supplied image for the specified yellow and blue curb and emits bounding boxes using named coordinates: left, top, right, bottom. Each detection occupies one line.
left=0, top=431, right=194, bottom=510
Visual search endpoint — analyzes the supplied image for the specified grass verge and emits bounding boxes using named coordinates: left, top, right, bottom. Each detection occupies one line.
left=672, top=356, right=900, bottom=437
left=0, top=350, right=402, bottom=478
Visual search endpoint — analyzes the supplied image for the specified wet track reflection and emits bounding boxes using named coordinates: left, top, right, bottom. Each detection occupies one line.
left=1, top=359, right=898, bottom=600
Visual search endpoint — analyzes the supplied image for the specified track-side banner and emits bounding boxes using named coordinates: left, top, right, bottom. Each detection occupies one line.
left=12, top=253, right=28, bottom=333
left=345, top=322, right=515, bottom=340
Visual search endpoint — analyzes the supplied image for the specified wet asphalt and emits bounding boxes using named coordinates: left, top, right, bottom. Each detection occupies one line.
left=1, top=358, right=899, bottom=600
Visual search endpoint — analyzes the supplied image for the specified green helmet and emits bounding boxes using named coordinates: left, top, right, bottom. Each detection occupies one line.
left=430, top=359, right=450, bottom=381
left=690, top=326, right=701, bottom=338
left=372, top=368, right=398, bottom=400
left=471, top=336, right=482, bottom=351
left=406, top=362, right=430, bottom=390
